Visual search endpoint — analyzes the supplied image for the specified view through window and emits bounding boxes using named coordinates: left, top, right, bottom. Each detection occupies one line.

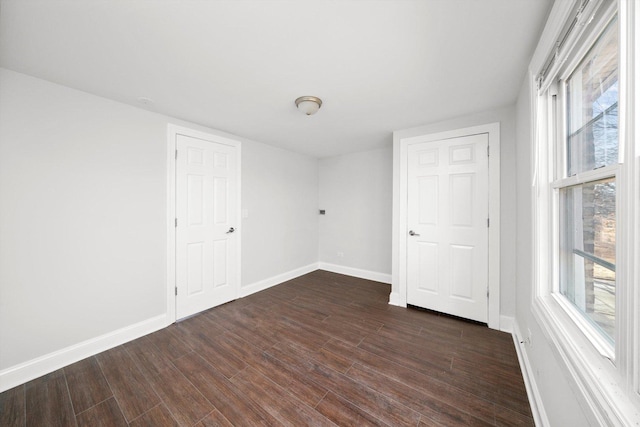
left=558, top=17, right=618, bottom=345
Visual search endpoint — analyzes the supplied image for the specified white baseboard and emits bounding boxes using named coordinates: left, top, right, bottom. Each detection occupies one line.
left=0, top=314, right=169, bottom=393
left=512, top=320, right=550, bottom=427
left=388, top=291, right=406, bottom=307
left=317, top=262, right=392, bottom=284
left=500, top=315, right=514, bottom=333
left=239, top=262, right=319, bottom=298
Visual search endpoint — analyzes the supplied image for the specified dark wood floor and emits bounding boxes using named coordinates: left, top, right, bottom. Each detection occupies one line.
left=0, top=270, right=533, bottom=426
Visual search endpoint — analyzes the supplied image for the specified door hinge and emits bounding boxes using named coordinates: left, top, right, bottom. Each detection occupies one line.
left=487, top=288, right=490, bottom=298
left=487, top=218, right=490, bottom=227
left=487, top=145, right=490, bottom=157
left=175, top=149, right=178, bottom=159
left=175, top=218, right=178, bottom=227
left=175, top=286, right=178, bottom=296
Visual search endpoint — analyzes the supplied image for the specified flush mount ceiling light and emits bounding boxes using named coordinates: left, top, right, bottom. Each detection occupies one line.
left=295, top=96, right=322, bottom=116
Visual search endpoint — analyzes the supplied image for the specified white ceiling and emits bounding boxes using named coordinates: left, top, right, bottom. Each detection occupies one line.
left=0, top=0, right=552, bottom=158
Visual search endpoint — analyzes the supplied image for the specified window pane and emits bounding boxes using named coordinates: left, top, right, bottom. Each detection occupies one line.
left=566, top=18, right=619, bottom=176
left=559, top=178, right=616, bottom=343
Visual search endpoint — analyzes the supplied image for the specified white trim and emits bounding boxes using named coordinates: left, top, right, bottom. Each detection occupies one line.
left=630, top=0, right=640, bottom=398
left=317, top=262, right=392, bottom=284
left=167, top=124, right=242, bottom=323
left=619, top=0, right=639, bottom=402
left=552, top=293, right=615, bottom=361
left=166, top=125, right=177, bottom=323
left=538, top=0, right=614, bottom=94
left=551, top=164, right=618, bottom=189
left=392, top=122, right=501, bottom=330
left=531, top=297, right=637, bottom=426
left=239, top=263, right=319, bottom=298
left=529, top=0, right=579, bottom=79
left=528, top=0, right=640, bottom=423
left=240, top=263, right=391, bottom=299
left=0, top=315, right=168, bottom=393
left=487, top=124, right=501, bottom=330
left=388, top=292, right=404, bottom=307
left=512, top=320, right=551, bottom=427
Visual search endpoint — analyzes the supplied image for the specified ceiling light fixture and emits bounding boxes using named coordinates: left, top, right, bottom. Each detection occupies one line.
left=295, top=96, right=322, bottom=116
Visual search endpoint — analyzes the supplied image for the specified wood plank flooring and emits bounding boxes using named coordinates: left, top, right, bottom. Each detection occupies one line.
left=0, top=270, right=533, bottom=426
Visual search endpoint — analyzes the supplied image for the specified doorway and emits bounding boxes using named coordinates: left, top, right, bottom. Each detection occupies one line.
left=406, top=133, right=489, bottom=322
left=167, top=125, right=241, bottom=321
left=393, top=123, right=500, bottom=329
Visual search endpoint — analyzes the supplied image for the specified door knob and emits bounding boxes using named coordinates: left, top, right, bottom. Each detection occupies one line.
left=226, top=227, right=236, bottom=234
left=409, top=230, right=420, bottom=236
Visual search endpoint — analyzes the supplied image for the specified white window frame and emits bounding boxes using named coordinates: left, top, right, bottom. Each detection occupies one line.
left=553, top=10, right=620, bottom=359
left=530, top=0, right=639, bottom=425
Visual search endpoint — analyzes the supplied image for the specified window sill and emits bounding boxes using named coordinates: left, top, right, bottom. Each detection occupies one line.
left=531, top=293, right=640, bottom=426
left=550, top=293, right=615, bottom=362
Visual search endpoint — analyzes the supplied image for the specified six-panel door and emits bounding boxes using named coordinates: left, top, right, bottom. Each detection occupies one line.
left=176, top=134, right=239, bottom=320
left=407, top=133, right=489, bottom=323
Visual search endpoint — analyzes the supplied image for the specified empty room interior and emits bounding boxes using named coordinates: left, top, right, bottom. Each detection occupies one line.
left=1, top=0, right=639, bottom=426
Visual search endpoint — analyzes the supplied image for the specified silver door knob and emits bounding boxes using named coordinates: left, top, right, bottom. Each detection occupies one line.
left=226, top=227, right=236, bottom=234
left=409, top=230, right=420, bottom=236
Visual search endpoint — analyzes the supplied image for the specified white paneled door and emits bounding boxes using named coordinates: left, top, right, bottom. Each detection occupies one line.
left=407, top=133, right=489, bottom=323
left=175, top=134, right=239, bottom=320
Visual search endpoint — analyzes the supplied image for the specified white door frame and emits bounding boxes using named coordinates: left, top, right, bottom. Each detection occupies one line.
left=391, top=122, right=500, bottom=330
left=166, top=124, right=242, bottom=323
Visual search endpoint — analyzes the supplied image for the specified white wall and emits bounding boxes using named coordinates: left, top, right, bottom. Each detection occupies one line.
left=0, top=68, right=319, bottom=385
left=0, top=69, right=168, bottom=371
left=241, top=141, right=318, bottom=287
left=318, top=147, right=392, bottom=281
left=391, top=106, right=518, bottom=319
left=514, top=71, right=592, bottom=426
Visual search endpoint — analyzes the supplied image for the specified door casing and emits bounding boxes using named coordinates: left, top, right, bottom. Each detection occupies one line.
left=167, top=124, right=242, bottom=323
left=392, top=122, right=501, bottom=330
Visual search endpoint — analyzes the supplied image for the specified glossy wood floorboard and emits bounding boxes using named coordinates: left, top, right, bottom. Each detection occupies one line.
left=0, top=270, right=534, bottom=426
